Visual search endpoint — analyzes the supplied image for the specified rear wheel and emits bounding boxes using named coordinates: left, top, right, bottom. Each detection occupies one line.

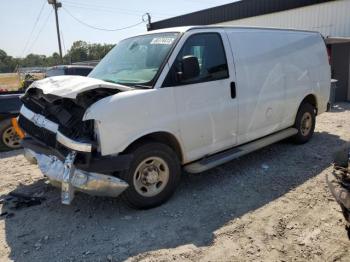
left=0, top=119, right=21, bottom=150
left=292, top=103, right=316, bottom=144
left=119, top=142, right=181, bottom=209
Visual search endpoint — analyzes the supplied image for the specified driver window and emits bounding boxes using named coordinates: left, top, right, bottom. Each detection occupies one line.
left=163, top=33, right=229, bottom=86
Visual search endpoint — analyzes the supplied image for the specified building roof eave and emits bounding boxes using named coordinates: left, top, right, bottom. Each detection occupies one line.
left=149, top=0, right=336, bottom=31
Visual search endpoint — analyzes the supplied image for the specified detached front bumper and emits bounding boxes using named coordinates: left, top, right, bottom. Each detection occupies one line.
left=25, top=148, right=129, bottom=205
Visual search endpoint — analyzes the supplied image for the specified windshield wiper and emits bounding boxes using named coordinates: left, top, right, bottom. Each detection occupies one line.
left=101, top=79, right=151, bottom=89
left=102, top=79, right=118, bottom=84
left=133, top=84, right=152, bottom=89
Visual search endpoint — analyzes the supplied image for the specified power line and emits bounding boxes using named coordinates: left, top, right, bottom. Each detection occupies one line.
left=63, top=3, right=142, bottom=16
left=21, top=0, right=46, bottom=57
left=62, top=7, right=145, bottom=31
left=62, top=2, right=167, bottom=19
left=63, top=2, right=143, bottom=16
left=26, top=9, right=53, bottom=54
left=61, top=0, right=174, bottom=17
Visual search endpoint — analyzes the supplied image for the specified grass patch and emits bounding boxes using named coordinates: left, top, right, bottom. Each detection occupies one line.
left=0, top=73, right=20, bottom=91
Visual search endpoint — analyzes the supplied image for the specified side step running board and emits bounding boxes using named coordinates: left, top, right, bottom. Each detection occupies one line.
left=184, top=128, right=298, bottom=174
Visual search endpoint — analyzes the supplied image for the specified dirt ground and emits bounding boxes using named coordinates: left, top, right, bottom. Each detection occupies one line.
left=0, top=103, right=349, bottom=262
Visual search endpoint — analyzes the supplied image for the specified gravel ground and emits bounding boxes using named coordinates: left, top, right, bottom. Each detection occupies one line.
left=0, top=103, right=349, bottom=262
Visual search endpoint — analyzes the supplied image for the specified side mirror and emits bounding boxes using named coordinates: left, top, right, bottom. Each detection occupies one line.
left=178, top=55, right=200, bottom=81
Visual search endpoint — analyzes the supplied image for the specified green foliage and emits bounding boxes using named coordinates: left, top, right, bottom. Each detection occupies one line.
left=66, top=41, right=114, bottom=63
left=0, top=41, right=115, bottom=73
left=0, top=50, right=18, bottom=73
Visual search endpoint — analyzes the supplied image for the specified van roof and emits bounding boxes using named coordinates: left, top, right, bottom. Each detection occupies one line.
left=145, top=25, right=321, bottom=35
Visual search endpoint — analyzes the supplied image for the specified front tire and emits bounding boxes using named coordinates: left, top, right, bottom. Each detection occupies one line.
left=119, top=142, right=181, bottom=209
left=292, top=103, right=316, bottom=144
left=0, top=119, right=21, bottom=150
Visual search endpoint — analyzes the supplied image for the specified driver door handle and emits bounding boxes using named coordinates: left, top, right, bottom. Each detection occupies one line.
left=230, top=82, right=236, bottom=99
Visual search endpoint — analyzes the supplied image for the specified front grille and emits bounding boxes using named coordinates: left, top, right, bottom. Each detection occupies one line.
left=18, top=115, right=56, bottom=148
left=22, top=99, right=44, bottom=116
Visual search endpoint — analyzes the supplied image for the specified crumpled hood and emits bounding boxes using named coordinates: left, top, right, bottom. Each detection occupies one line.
left=27, top=75, right=131, bottom=99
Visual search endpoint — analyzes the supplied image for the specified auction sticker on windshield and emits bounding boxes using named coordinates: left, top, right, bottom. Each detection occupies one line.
left=150, top=37, right=175, bottom=45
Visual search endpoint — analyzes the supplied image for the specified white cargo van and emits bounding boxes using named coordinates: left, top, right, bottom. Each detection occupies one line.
left=19, top=26, right=331, bottom=209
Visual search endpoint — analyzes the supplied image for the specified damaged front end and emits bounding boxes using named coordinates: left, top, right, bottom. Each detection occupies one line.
left=18, top=76, right=132, bottom=204
left=27, top=150, right=128, bottom=204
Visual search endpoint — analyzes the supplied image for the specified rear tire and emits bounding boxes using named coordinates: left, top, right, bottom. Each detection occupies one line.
left=292, top=103, right=316, bottom=144
left=119, top=142, right=181, bottom=209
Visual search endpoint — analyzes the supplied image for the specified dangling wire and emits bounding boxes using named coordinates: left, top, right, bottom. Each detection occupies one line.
left=62, top=7, right=145, bottom=31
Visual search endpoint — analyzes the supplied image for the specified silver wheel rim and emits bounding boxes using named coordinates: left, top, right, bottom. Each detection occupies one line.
left=133, top=156, right=170, bottom=197
left=301, top=112, right=312, bottom=136
left=2, top=126, right=21, bottom=149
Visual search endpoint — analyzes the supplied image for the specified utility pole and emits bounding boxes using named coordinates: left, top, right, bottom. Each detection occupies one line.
left=48, top=0, right=63, bottom=62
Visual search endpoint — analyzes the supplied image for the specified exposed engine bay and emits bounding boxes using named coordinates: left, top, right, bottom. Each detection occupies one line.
left=17, top=76, right=133, bottom=173
left=20, top=87, right=119, bottom=144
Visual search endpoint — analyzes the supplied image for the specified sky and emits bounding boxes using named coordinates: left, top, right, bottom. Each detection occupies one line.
left=0, top=0, right=237, bottom=58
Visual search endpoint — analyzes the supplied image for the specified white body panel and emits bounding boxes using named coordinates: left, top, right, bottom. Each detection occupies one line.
left=84, top=88, right=183, bottom=158
left=161, top=29, right=239, bottom=161
left=29, top=75, right=130, bottom=99
left=226, top=28, right=330, bottom=144
left=34, top=26, right=330, bottom=164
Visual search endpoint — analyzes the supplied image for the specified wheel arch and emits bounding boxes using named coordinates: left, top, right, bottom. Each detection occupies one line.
left=299, top=94, right=318, bottom=115
left=123, top=131, right=184, bottom=164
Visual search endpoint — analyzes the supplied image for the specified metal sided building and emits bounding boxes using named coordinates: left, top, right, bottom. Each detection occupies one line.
left=149, top=0, right=350, bottom=102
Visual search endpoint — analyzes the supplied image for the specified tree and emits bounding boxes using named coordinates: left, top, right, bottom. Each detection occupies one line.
left=67, top=40, right=88, bottom=62
left=87, top=43, right=114, bottom=60
left=0, top=41, right=115, bottom=73
left=46, top=52, right=61, bottom=66
left=21, top=54, right=47, bottom=67
left=0, top=49, right=7, bottom=60
left=0, top=49, right=16, bottom=73
left=66, top=41, right=114, bottom=63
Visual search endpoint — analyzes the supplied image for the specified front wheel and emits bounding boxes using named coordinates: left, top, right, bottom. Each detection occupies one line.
left=292, top=103, right=316, bottom=144
left=119, top=142, right=181, bottom=209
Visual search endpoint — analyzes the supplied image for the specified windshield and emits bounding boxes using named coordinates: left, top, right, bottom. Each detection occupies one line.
left=89, top=33, right=179, bottom=86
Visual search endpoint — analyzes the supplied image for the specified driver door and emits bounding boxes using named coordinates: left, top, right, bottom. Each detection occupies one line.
left=163, top=31, right=238, bottom=162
